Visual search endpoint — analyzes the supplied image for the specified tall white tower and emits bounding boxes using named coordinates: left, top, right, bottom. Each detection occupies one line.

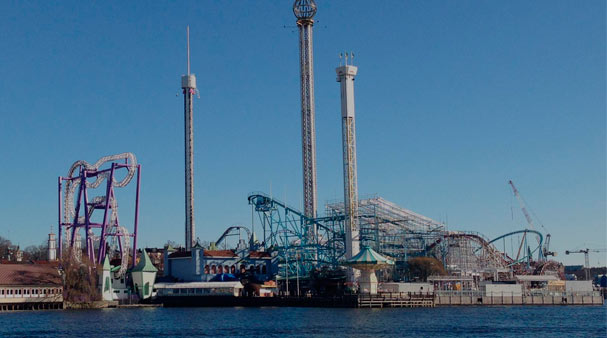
left=182, top=26, right=197, bottom=251
left=48, top=227, right=57, bottom=261
left=336, top=55, right=360, bottom=282
left=74, top=230, right=82, bottom=260
left=293, top=0, right=318, bottom=221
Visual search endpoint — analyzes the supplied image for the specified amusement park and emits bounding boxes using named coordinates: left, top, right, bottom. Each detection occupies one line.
left=0, top=0, right=604, bottom=311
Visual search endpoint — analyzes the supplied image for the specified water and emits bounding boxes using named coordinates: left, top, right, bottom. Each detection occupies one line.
left=0, top=305, right=605, bottom=337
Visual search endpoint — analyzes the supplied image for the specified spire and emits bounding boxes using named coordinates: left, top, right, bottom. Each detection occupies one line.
left=102, top=254, right=111, bottom=271
left=132, top=249, right=158, bottom=273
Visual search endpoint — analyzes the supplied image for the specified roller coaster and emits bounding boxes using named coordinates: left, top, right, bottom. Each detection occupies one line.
left=58, top=153, right=141, bottom=277
left=245, top=192, right=558, bottom=280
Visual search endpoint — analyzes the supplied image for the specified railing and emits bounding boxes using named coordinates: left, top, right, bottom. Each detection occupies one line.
left=434, top=290, right=601, bottom=297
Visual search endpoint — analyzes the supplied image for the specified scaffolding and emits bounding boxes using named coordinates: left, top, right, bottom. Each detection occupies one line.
left=326, top=196, right=444, bottom=259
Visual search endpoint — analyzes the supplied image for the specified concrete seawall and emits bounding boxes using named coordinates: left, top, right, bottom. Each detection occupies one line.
left=435, top=292, right=604, bottom=306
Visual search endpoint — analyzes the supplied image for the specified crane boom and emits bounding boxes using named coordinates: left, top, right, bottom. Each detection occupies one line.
left=508, top=180, right=535, bottom=230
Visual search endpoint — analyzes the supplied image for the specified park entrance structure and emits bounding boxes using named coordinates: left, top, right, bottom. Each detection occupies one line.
left=58, top=153, right=141, bottom=277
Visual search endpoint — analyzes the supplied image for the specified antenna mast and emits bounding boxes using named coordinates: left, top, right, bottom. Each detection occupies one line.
left=187, top=25, right=191, bottom=75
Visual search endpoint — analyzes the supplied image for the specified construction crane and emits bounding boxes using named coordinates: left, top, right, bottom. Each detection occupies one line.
left=508, top=180, right=554, bottom=260
left=565, top=248, right=607, bottom=280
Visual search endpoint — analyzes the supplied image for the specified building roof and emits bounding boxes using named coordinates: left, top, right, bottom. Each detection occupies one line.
left=0, top=264, right=62, bottom=286
left=248, top=251, right=271, bottom=259
left=204, top=250, right=237, bottom=258
left=132, top=250, right=158, bottom=273
left=155, top=281, right=243, bottom=289
left=102, top=255, right=111, bottom=271
left=515, top=275, right=559, bottom=282
left=167, top=250, right=239, bottom=259
left=342, top=246, right=394, bottom=270
left=168, top=251, right=191, bottom=259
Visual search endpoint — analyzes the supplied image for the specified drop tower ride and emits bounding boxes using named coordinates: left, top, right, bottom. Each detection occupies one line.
left=182, top=26, right=196, bottom=251
left=337, top=54, right=361, bottom=282
left=293, top=0, right=318, bottom=222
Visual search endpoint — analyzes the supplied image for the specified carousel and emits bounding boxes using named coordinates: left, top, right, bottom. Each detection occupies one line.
left=343, top=246, right=394, bottom=294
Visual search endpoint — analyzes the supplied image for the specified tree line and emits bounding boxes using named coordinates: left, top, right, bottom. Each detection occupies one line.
left=0, top=235, right=50, bottom=262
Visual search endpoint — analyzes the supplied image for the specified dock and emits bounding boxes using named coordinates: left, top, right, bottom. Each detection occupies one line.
left=358, top=294, right=434, bottom=308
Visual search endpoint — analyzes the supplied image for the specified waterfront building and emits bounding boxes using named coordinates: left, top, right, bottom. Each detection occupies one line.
left=155, top=281, right=243, bottom=298
left=98, top=254, right=149, bottom=302
left=0, top=263, right=63, bottom=310
left=131, top=249, right=158, bottom=300
left=163, top=243, right=273, bottom=283
left=99, top=255, right=113, bottom=301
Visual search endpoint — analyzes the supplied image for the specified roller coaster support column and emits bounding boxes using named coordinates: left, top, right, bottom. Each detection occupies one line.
left=132, top=164, right=141, bottom=266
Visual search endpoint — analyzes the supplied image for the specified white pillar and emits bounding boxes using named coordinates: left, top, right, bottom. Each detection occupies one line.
left=336, top=63, right=360, bottom=283
left=48, top=232, right=57, bottom=261
left=359, top=269, right=378, bottom=295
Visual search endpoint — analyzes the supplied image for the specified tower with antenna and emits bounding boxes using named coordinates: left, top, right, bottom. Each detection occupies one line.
left=337, top=53, right=360, bottom=282
left=182, top=26, right=197, bottom=251
left=293, top=0, right=318, bottom=222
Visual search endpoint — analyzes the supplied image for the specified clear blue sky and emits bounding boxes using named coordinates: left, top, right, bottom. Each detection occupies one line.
left=0, top=1, right=605, bottom=266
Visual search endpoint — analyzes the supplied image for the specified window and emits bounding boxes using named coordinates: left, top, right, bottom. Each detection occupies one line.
left=144, top=282, right=150, bottom=296
left=218, top=265, right=223, bottom=274
left=211, top=265, right=216, bottom=274
left=262, top=265, right=267, bottom=274
left=204, top=265, right=210, bottom=274
left=231, top=266, right=236, bottom=274
left=104, top=277, right=110, bottom=291
left=224, top=265, right=229, bottom=274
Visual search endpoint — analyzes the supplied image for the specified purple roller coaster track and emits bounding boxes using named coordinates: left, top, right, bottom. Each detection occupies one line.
left=58, top=153, right=140, bottom=276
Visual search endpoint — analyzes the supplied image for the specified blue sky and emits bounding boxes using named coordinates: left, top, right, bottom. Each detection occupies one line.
left=0, top=0, right=605, bottom=266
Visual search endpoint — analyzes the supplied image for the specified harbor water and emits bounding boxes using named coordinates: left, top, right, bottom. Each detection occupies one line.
left=0, top=305, right=605, bottom=337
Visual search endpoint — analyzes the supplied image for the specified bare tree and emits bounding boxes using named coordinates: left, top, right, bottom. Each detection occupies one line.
left=60, top=250, right=100, bottom=303
left=0, top=236, right=12, bottom=260
left=24, top=243, right=48, bottom=261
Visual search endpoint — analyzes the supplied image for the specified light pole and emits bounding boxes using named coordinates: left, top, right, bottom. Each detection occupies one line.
left=285, top=250, right=289, bottom=296
left=296, top=250, right=301, bottom=297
